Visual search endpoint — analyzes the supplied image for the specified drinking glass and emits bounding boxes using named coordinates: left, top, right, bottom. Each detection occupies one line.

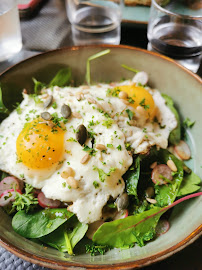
left=66, top=0, right=122, bottom=45
left=147, top=0, right=202, bottom=73
left=0, top=0, right=22, bottom=62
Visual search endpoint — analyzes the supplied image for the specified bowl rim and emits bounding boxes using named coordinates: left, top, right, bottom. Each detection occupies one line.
left=0, top=44, right=201, bottom=83
left=0, top=226, right=201, bottom=269
left=0, top=44, right=201, bottom=269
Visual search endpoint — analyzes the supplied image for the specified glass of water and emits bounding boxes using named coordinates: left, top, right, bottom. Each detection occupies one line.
left=66, top=0, right=122, bottom=45
left=0, top=0, right=22, bottom=62
left=147, top=0, right=202, bottom=73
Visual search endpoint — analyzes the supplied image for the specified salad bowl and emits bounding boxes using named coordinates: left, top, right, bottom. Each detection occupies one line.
left=0, top=45, right=201, bottom=269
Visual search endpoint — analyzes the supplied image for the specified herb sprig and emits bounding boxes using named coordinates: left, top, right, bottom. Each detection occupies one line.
left=85, top=244, right=110, bottom=256
left=11, top=184, right=38, bottom=213
left=183, top=117, right=195, bottom=129
left=83, top=144, right=97, bottom=156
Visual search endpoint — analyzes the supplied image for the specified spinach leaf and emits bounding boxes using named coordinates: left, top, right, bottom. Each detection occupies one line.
left=32, top=68, right=72, bottom=98
left=32, top=78, right=46, bottom=95
left=40, top=223, right=68, bottom=252
left=40, top=215, right=88, bottom=255
left=49, top=68, right=72, bottom=87
left=0, top=87, right=9, bottom=116
left=161, top=93, right=181, bottom=145
left=66, top=216, right=88, bottom=250
left=177, top=171, right=201, bottom=197
left=93, top=207, right=163, bottom=248
left=154, top=149, right=184, bottom=207
left=124, top=156, right=140, bottom=200
left=12, top=208, right=73, bottom=238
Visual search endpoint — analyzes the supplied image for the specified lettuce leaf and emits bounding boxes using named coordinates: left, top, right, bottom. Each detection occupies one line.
left=93, top=192, right=202, bottom=248
left=49, top=68, right=72, bottom=87
left=93, top=207, right=162, bottom=248
left=177, top=171, right=201, bottom=197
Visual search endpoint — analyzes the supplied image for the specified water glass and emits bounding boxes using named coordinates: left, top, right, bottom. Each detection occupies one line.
left=66, top=0, right=122, bottom=45
left=0, top=0, right=22, bottom=62
left=147, top=0, right=202, bottom=73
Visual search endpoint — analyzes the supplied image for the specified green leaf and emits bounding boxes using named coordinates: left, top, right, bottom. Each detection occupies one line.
left=40, top=223, right=70, bottom=252
left=177, top=171, right=201, bottom=197
left=93, top=192, right=202, bottom=248
left=64, top=230, right=73, bottom=255
left=0, top=87, right=9, bottom=115
left=83, top=144, right=97, bottom=156
left=49, top=68, right=72, bottom=87
left=154, top=149, right=184, bottom=207
left=12, top=208, right=73, bottom=238
left=85, top=49, right=110, bottom=85
left=40, top=216, right=88, bottom=255
left=124, top=157, right=140, bottom=200
left=93, top=207, right=162, bottom=248
left=161, top=93, right=181, bottom=145
left=183, top=117, right=195, bottom=129
left=66, top=216, right=88, bottom=251
left=32, top=78, right=46, bottom=95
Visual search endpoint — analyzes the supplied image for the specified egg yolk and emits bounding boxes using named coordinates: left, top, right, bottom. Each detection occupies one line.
left=118, top=84, right=156, bottom=119
left=16, top=119, right=65, bottom=170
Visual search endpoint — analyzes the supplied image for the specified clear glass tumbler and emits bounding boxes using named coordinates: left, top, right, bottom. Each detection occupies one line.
left=0, top=0, right=22, bottom=62
left=147, top=0, right=202, bottom=73
left=66, top=0, right=122, bottom=45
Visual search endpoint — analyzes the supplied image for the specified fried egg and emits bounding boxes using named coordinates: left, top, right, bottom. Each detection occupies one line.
left=0, top=80, right=177, bottom=223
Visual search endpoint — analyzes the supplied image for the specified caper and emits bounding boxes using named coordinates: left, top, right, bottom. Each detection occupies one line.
left=145, top=186, right=155, bottom=198
left=115, top=193, right=129, bottom=211
left=61, top=104, right=71, bottom=119
left=41, top=112, right=52, bottom=121
left=76, top=124, right=88, bottom=145
left=43, top=95, right=53, bottom=108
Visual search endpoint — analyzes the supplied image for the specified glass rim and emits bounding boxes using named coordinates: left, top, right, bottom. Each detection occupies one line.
left=151, top=0, right=202, bottom=20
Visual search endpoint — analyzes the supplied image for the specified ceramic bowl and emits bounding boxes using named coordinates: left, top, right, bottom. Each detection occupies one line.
left=0, top=45, right=201, bottom=269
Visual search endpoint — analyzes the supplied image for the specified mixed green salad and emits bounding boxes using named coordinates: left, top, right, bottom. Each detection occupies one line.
left=0, top=50, right=201, bottom=256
